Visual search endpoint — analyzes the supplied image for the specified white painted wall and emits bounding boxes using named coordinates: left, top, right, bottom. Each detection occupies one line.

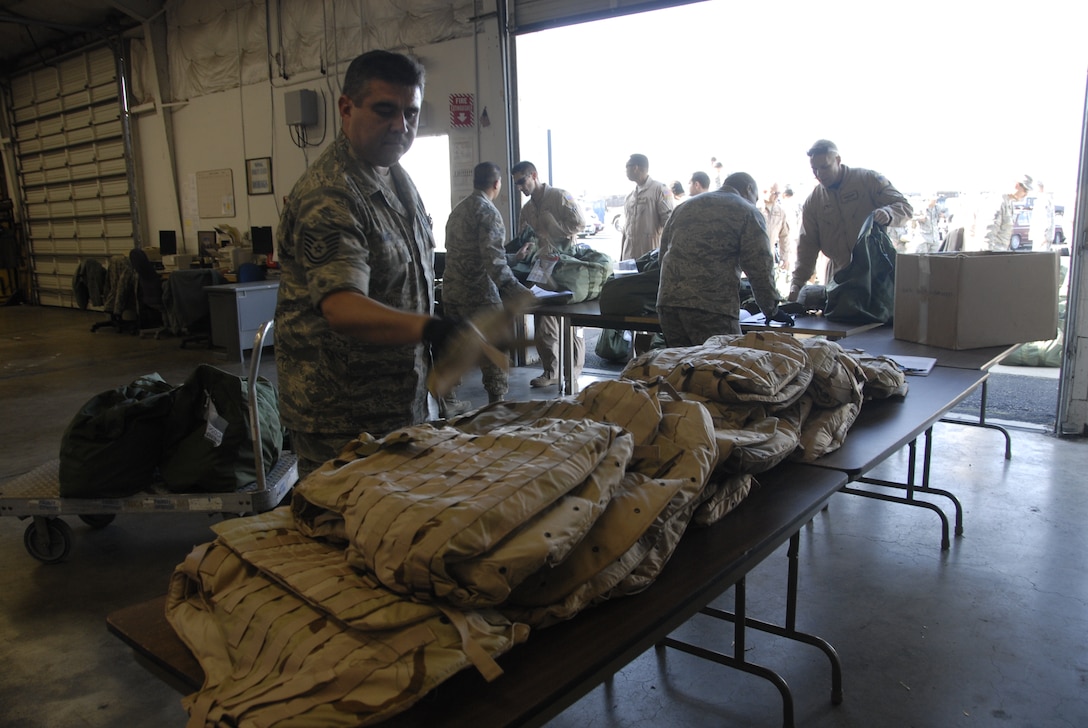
left=132, top=22, right=512, bottom=257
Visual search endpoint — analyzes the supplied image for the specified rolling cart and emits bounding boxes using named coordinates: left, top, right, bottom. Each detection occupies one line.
left=0, top=321, right=297, bottom=563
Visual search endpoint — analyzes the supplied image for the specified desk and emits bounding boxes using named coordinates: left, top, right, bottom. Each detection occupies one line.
left=839, top=324, right=1017, bottom=459
left=533, top=300, right=882, bottom=394
left=108, top=464, right=848, bottom=728
left=809, top=366, right=989, bottom=549
left=206, top=281, right=279, bottom=364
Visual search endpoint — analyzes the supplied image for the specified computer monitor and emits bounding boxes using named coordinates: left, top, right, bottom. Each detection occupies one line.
left=251, top=226, right=274, bottom=256
left=159, top=230, right=178, bottom=256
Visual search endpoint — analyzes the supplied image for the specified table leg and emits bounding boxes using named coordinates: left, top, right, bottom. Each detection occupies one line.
left=849, top=426, right=964, bottom=549
left=940, top=379, right=1012, bottom=460
left=562, top=318, right=575, bottom=396
left=660, top=532, right=843, bottom=726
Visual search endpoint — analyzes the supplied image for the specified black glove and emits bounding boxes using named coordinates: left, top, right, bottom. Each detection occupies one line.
left=422, top=316, right=465, bottom=360
left=779, top=301, right=806, bottom=316
left=768, top=310, right=795, bottom=327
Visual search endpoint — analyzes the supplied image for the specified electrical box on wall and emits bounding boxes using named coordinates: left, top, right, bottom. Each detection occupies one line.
left=284, top=89, right=318, bottom=127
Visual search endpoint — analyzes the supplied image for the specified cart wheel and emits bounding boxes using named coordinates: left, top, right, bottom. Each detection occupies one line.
left=78, top=513, right=116, bottom=529
left=23, top=518, right=73, bottom=564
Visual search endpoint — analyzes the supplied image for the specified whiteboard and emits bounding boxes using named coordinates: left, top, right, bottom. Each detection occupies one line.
left=196, top=168, right=236, bottom=218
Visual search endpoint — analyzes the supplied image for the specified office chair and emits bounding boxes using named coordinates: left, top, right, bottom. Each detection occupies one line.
left=161, top=268, right=226, bottom=348
left=236, top=263, right=265, bottom=283
left=91, top=255, right=139, bottom=334
left=129, top=248, right=166, bottom=337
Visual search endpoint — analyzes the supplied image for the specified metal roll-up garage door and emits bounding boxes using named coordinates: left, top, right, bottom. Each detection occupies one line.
left=511, top=0, right=701, bottom=34
left=7, top=45, right=134, bottom=308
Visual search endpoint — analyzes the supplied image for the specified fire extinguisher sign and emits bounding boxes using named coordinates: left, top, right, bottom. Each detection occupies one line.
left=450, top=94, right=474, bottom=127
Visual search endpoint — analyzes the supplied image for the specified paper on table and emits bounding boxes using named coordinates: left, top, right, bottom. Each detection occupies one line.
left=530, top=285, right=573, bottom=303
left=740, top=310, right=765, bottom=324
left=887, top=355, right=937, bottom=376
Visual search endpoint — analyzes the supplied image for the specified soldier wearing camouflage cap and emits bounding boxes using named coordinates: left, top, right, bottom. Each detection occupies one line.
left=274, top=50, right=460, bottom=477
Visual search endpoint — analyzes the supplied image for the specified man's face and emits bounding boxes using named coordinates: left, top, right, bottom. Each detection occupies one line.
left=762, top=184, right=779, bottom=205
left=810, top=153, right=843, bottom=187
left=742, top=183, right=759, bottom=205
left=513, top=171, right=539, bottom=197
left=339, top=79, right=421, bottom=168
left=626, top=161, right=643, bottom=183
left=689, top=180, right=704, bottom=197
left=1012, top=183, right=1029, bottom=200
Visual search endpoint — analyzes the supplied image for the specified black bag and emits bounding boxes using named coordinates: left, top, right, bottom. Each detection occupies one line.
left=58, top=374, right=178, bottom=497
left=159, top=364, right=283, bottom=493
left=598, top=267, right=660, bottom=316
left=824, top=214, right=896, bottom=323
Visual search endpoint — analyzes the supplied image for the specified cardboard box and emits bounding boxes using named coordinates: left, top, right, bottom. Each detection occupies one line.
left=893, top=251, right=1059, bottom=350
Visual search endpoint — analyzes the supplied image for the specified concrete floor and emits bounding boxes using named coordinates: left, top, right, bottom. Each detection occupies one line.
left=1, top=304, right=1086, bottom=727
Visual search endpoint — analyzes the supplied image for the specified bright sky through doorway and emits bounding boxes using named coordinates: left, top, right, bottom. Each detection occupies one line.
left=516, top=0, right=1088, bottom=205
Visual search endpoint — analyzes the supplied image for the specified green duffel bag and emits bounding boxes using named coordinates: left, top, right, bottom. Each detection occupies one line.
left=160, top=364, right=283, bottom=493
left=58, top=373, right=178, bottom=498
left=550, top=245, right=614, bottom=303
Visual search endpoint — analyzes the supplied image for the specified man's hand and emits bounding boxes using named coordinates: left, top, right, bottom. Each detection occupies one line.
left=515, top=241, right=533, bottom=262
left=873, top=208, right=892, bottom=225
left=768, top=310, right=795, bottom=327
left=422, top=316, right=468, bottom=360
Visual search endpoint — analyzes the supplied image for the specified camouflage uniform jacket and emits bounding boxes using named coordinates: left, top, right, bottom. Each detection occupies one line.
left=622, top=176, right=673, bottom=261
left=515, top=183, right=584, bottom=255
left=443, top=190, right=523, bottom=307
left=792, top=165, right=912, bottom=296
left=274, top=132, right=435, bottom=438
left=982, top=193, right=1016, bottom=251
left=656, top=189, right=781, bottom=319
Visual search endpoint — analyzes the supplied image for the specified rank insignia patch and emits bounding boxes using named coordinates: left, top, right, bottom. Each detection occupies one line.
left=304, top=231, right=339, bottom=265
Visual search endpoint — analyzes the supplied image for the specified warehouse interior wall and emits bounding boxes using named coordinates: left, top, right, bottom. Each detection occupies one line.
left=127, top=0, right=512, bottom=254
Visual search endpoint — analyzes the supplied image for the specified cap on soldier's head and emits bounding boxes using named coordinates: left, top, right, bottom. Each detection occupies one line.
left=1017, top=174, right=1034, bottom=192
left=807, top=139, right=839, bottom=157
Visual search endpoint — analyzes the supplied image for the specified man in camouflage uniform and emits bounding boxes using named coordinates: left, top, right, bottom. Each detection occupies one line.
left=510, top=160, right=586, bottom=388
left=974, top=174, right=1032, bottom=251
left=442, top=162, right=530, bottom=404
left=657, top=172, right=792, bottom=346
left=621, top=153, right=673, bottom=261
left=789, top=139, right=913, bottom=301
left=275, top=50, right=459, bottom=477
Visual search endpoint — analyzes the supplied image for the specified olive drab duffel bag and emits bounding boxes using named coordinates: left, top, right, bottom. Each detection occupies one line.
left=159, top=364, right=283, bottom=493
left=58, top=373, right=179, bottom=498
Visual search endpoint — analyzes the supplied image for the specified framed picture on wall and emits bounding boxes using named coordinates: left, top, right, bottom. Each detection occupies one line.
left=245, top=157, right=273, bottom=195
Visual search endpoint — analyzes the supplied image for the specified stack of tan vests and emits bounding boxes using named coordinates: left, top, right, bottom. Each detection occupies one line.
left=165, top=339, right=906, bottom=726
left=167, top=379, right=718, bottom=726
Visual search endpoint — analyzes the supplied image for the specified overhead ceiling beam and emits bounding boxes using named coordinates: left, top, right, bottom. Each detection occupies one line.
left=0, top=11, right=105, bottom=37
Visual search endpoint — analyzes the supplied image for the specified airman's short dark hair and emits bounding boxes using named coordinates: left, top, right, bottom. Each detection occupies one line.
left=343, top=50, right=425, bottom=104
